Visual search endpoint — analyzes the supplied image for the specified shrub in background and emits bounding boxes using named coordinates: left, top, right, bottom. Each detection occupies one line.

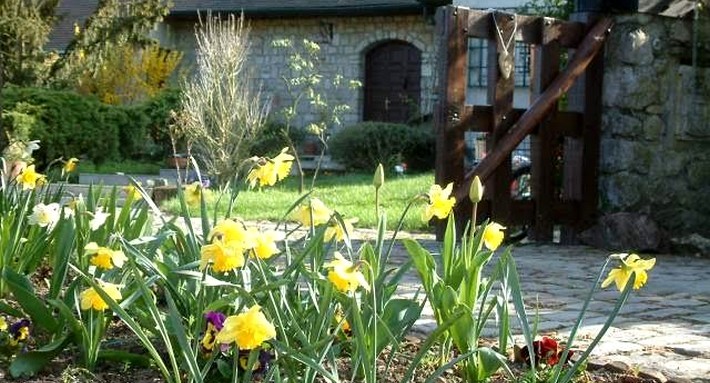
left=1, top=86, right=178, bottom=166
left=329, top=121, right=435, bottom=172
left=249, top=120, right=307, bottom=158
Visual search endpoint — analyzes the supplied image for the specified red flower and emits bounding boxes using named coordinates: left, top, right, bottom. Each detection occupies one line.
left=520, top=336, right=574, bottom=366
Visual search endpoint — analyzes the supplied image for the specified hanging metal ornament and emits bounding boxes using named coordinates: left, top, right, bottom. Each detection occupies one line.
left=492, top=12, right=517, bottom=80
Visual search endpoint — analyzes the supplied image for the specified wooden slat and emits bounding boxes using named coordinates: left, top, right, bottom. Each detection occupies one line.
left=529, top=22, right=561, bottom=242
left=465, top=9, right=585, bottom=47
left=454, top=17, right=614, bottom=204
left=454, top=106, right=583, bottom=136
left=488, top=11, right=515, bottom=227
left=434, top=6, right=469, bottom=237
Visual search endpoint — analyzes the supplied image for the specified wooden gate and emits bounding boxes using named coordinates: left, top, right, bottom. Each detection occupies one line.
left=434, top=6, right=613, bottom=243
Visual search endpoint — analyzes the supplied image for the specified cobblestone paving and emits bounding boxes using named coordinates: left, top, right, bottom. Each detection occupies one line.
left=183, top=219, right=710, bottom=382
left=382, top=238, right=710, bottom=383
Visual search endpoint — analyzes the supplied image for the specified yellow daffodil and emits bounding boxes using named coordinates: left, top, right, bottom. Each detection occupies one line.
left=293, top=198, right=332, bottom=227
left=79, top=282, right=122, bottom=311
left=324, top=218, right=357, bottom=243
left=15, top=165, right=45, bottom=190
left=482, top=222, right=506, bottom=251
left=423, top=183, right=456, bottom=221
left=0, top=317, right=7, bottom=331
left=251, top=230, right=285, bottom=260
left=209, top=219, right=256, bottom=249
left=216, top=305, right=276, bottom=350
left=123, top=184, right=142, bottom=201
left=63, top=157, right=79, bottom=175
left=185, top=182, right=202, bottom=206
left=28, top=202, right=61, bottom=229
left=602, top=253, right=656, bottom=291
left=200, top=240, right=245, bottom=273
left=324, top=252, right=370, bottom=293
left=246, top=147, right=294, bottom=188
left=85, top=242, right=127, bottom=270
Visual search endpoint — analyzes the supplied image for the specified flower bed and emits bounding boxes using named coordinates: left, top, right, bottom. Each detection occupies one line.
left=0, top=150, right=656, bottom=382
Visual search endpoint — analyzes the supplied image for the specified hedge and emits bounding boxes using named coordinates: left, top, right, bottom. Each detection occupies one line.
left=1, top=86, right=179, bottom=166
left=329, top=121, right=435, bottom=172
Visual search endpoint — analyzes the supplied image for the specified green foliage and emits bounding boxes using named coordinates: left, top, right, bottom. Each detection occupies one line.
left=329, top=122, right=435, bottom=172
left=520, top=0, right=574, bottom=19
left=0, top=0, right=57, bottom=86
left=1, top=86, right=177, bottom=165
left=250, top=121, right=307, bottom=158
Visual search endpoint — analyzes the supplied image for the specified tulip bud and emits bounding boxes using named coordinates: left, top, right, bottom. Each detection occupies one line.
left=373, top=163, right=384, bottom=189
left=469, top=176, right=483, bottom=203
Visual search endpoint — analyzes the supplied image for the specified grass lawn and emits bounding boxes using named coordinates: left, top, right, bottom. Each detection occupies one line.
left=162, top=171, right=437, bottom=232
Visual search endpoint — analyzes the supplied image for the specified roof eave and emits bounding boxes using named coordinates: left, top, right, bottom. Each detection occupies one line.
left=166, top=5, right=426, bottom=20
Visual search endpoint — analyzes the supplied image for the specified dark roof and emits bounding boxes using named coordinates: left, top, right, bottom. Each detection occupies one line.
left=639, top=0, right=697, bottom=17
left=168, top=0, right=427, bottom=18
left=46, top=0, right=98, bottom=51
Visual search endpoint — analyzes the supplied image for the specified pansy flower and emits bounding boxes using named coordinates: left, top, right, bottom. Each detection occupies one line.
left=201, top=311, right=227, bottom=353
left=8, top=319, right=31, bottom=346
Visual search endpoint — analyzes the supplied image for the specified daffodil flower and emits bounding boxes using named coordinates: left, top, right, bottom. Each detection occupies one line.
left=15, top=165, right=45, bottom=190
left=89, top=207, right=111, bottom=231
left=324, top=252, right=370, bottom=293
left=184, top=182, right=203, bottom=206
left=482, top=222, right=506, bottom=251
left=200, top=240, right=245, bottom=273
left=209, top=219, right=256, bottom=249
left=251, top=230, right=285, bottom=260
left=216, top=305, right=276, bottom=350
left=293, top=198, right=332, bottom=227
left=324, top=218, right=357, bottom=243
left=601, top=253, right=656, bottom=291
left=85, top=242, right=127, bottom=270
left=63, top=157, right=79, bottom=175
left=28, top=202, right=61, bottom=230
left=423, top=183, right=456, bottom=221
left=123, top=184, right=143, bottom=201
left=80, top=282, right=122, bottom=311
left=246, top=147, right=294, bottom=188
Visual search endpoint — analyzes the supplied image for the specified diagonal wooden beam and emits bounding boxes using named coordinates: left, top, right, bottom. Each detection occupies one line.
left=453, top=17, right=614, bottom=203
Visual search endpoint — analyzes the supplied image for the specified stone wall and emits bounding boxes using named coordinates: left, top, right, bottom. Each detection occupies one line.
left=600, top=13, right=710, bottom=236
left=155, top=14, right=437, bottom=130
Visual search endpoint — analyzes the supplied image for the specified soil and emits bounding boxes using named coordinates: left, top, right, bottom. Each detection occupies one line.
left=1, top=336, right=659, bottom=383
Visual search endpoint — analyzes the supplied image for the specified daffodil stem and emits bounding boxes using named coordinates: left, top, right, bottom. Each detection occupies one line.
left=558, top=273, right=635, bottom=383
left=550, top=257, right=612, bottom=383
left=375, top=187, right=380, bottom=220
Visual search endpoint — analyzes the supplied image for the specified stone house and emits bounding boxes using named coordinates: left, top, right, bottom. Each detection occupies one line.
left=155, top=0, right=443, bottom=128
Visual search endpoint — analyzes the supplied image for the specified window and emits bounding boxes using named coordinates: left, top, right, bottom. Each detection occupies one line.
left=467, top=38, right=531, bottom=88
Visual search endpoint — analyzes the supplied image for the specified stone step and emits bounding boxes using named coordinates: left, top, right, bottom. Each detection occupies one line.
left=78, top=169, right=199, bottom=187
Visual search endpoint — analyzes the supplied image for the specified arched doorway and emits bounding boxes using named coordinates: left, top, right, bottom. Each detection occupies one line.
left=363, top=40, right=422, bottom=123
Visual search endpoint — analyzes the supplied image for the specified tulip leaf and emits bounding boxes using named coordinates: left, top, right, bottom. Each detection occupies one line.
left=3, top=268, right=59, bottom=333
left=10, top=334, right=70, bottom=378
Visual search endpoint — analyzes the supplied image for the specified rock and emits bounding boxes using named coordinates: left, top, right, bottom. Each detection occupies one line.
left=671, top=233, right=710, bottom=257
left=666, top=377, right=693, bottom=383
left=579, top=213, right=666, bottom=252
left=638, top=369, right=667, bottom=383
left=605, top=360, right=631, bottom=373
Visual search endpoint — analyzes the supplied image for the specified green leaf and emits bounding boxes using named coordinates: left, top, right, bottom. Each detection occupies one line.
left=9, top=335, right=70, bottom=378
left=97, top=350, right=153, bottom=367
left=402, top=239, right=437, bottom=293
left=376, top=298, right=422, bottom=353
left=3, top=268, right=59, bottom=332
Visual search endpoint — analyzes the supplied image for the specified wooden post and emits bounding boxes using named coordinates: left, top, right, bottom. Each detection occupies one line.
left=561, top=11, right=606, bottom=244
left=487, top=11, right=516, bottom=226
left=529, top=18, right=561, bottom=242
left=434, top=6, right=469, bottom=238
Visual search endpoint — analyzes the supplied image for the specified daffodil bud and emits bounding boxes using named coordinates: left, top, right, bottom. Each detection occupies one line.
left=373, top=163, right=384, bottom=189
left=469, top=176, right=484, bottom=203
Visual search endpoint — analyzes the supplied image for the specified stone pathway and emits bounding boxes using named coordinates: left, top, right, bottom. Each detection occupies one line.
left=173, top=218, right=710, bottom=382
left=383, top=238, right=710, bottom=383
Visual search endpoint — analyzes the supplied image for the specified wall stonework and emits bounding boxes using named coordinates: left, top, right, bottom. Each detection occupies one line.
left=600, top=13, right=710, bottom=236
left=156, top=14, right=437, bottom=130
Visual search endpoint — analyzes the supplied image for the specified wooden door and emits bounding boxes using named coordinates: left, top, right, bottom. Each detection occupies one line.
left=364, top=41, right=422, bottom=123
